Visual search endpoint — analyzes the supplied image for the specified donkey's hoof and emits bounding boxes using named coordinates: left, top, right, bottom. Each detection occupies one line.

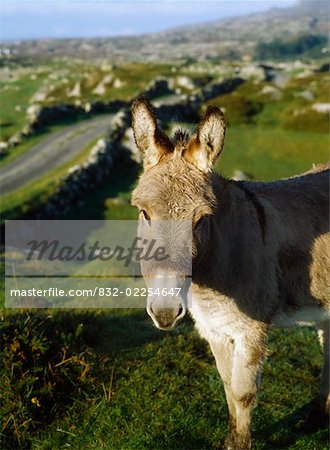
left=224, top=432, right=251, bottom=450
left=223, top=433, right=235, bottom=449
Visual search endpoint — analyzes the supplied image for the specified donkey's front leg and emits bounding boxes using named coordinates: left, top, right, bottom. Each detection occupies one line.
left=226, top=332, right=266, bottom=450
left=210, top=330, right=265, bottom=450
left=210, top=334, right=264, bottom=450
left=317, top=320, right=330, bottom=418
left=209, top=337, right=236, bottom=442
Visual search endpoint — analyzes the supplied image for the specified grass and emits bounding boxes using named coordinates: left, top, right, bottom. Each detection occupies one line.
left=207, top=74, right=330, bottom=134
left=205, top=74, right=329, bottom=179
left=1, top=309, right=328, bottom=450
left=0, top=74, right=48, bottom=141
left=217, top=125, right=329, bottom=181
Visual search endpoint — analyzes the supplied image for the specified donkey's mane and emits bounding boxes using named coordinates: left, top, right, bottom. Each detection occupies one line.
left=171, top=128, right=191, bottom=147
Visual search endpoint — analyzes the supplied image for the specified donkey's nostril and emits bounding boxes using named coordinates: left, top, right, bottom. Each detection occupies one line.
left=177, top=304, right=186, bottom=319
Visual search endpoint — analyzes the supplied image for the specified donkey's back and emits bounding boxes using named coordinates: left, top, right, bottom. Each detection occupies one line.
left=243, top=165, right=329, bottom=319
left=246, top=163, right=329, bottom=235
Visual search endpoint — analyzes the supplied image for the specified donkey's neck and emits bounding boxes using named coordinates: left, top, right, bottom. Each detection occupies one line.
left=192, top=174, right=264, bottom=296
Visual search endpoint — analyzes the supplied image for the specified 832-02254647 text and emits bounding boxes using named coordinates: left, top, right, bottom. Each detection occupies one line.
left=9, top=287, right=183, bottom=298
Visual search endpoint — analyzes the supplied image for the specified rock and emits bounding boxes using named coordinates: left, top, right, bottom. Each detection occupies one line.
left=295, top=69, right=314, bottom=79
left=92, top=82, right=107, bottom=96
left=232, top=170, right=254, bottom=181
left=67, top=165, right=81, bottom=174
left=294, top=90, right=314, bottom=101
left=90, top=138, right=108, bottom=157
left=67, top=82, right=81, bottom=98
left=21, top=124, right=34, bottom=136
left=27, top=104, right=42, bottom=121
left=103, top=74, right=113, bottom=85
left=113, top=78, right=125, bottom=89
left=176, top=76, right=195, bottom=90
left=312, top=103, right=330, bottom=113
left=112, top=111, right=127, bottom=129
left=0, top=141, right=9, bottom=150
left=101, top=63, right=113, bottom=72
left=239, top=64, right=265, bottom=81
left=8, top=134, right=22, bottom=146
left=260, top=85, right=282, bottom=100
left=92, top=75, right=113, bottom=96
left=272, top=72, right=289, bottom=87
left=84, top=102, right=92, bottom=113
left=30, top=86, right=50, bottom=103
left=124, top=127, right=142, bottom=164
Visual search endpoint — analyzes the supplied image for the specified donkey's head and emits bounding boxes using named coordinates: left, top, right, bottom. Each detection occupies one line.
left=131, top=95, right=226, bottom=330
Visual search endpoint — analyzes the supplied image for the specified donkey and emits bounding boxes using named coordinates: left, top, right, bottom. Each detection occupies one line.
left=131, top=95, right=330, bottom=450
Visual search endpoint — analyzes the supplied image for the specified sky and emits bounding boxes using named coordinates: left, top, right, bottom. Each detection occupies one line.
left=0, top=0, right=297, bottom=42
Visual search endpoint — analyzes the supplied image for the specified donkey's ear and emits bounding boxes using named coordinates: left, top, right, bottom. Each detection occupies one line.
left=131, top=95, right=173, bottom=169
left=185, top=106, right=226, bottom=172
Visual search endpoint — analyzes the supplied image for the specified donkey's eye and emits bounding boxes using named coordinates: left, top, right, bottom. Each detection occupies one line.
left=140, top=209, right=151, bottom=222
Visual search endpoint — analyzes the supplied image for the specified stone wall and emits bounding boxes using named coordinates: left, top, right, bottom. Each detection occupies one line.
left=25, top=99, right=128, bottom=137
left=156, top=77, right=244, bottom=122
left=36, top=109, right=132, bottom=218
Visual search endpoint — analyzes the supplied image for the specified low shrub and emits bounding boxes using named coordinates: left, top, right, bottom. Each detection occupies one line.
left=255, top=33, right=328, bottom=60
left=207, top=92, right=263, bottom=125
left=0, top=311, right=111, bottom=449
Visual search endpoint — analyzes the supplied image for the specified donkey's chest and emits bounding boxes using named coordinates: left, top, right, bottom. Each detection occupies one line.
left=190, top=288, right=246, bottom=342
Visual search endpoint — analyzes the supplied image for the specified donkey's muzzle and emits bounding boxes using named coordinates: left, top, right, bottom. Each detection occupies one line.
left=145, top=270, right=190, bottom=330
left=147, top=302, right=186, bottom=331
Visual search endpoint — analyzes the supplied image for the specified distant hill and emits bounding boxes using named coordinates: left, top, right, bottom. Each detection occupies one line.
left=3, top=0, right=329, bottom=62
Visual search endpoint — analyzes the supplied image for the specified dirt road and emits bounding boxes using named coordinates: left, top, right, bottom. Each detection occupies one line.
left=0, top=114, right=114, bottom=196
